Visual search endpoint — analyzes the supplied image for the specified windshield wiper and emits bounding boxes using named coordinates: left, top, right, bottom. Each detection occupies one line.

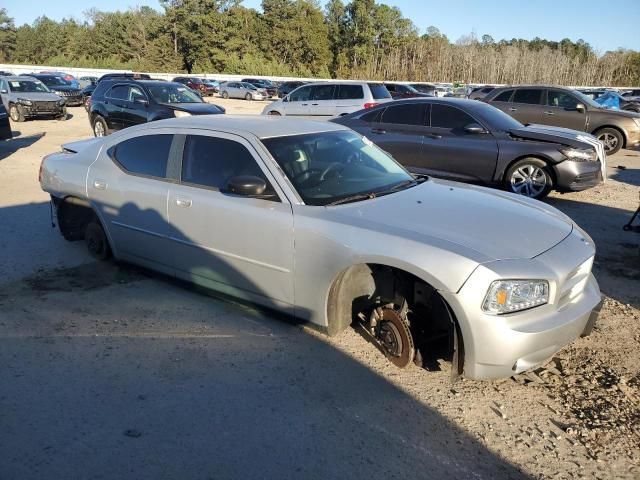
left=326, top=192, right=377, bottom=206
left=374, top=177, right=426, bottom=197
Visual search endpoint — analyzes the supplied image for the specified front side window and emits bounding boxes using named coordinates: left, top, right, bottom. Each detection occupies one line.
left=493, top=90, right=513, bottom=102
left=548, top=90, right=580, bottom=109
left=311, top=84, right=335, bottom=101
left=336, top=84, right=365, bottom=100
left=110, top=134, right=173, bottom=178
left=262, top=130, right=414, bottom=206
left=147, top=84, right=202, bottom=104
left=107, top=85, right=129, bottom=100
left=290, top=86, right=312, bottom=102
left=128, top=86, right=146, bottom=102
left=181, top=135, right=272, bottom=193
left=380, top=103, right=426, bottom=126
left=430, top=104, right=475, bottom=129
left=512, top=89, right=543, bottom=105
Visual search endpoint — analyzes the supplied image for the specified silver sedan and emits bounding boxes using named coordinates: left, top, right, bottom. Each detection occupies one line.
left=39, top=116, right=602, bottom=380
left=219, top=82, right=267, bottom=101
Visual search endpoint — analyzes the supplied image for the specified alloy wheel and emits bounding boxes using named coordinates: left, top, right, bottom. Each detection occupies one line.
left=597, top=132, right=619, bottom=152
left=9, top=105, right=20, bottom=122
left=510, top=164, right=547, bottom=197
left=94, top=121, right=105, bottom=137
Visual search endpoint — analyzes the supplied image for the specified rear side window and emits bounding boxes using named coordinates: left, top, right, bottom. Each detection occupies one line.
left=311, top=84, right=335, bottom=101
left=336, top=84, right=364, bottom=100
left=493, top=90, right=513, bottom=102
left=430, top=104, right=475, bottom=130
left=107, top=85, right=129, bottom=100
left=512, top=89, right=543, bottom=105
left=110, top=134, right=173, bottom=178
left=360, top=109, right=382, bottom=123
left=181, top=135, right=269, bottom=191
left=381, top=103, right=426, bottom=126
left=368, top=83, right=392, bottom=100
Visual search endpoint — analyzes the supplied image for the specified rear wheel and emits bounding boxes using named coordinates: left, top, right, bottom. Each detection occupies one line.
left=85, top=220, right=111, bottom=261
left=595, top=127, right=624, bottom=155
left=93, top=116, right=107, bottom=137
left=9, top=104, right=24, bottom=122
left=504, top=158, right=553, bottom=199
left=267, top=110, right=281, bottom=116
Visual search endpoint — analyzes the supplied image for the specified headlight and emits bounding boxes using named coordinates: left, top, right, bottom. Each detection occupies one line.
left=173, top=110, right=191, bottom=118
left=482, top=280, right=549, bottom=314
left=58, top=99, right=66, bottom=106
left=559, top=147, right=597, bottom=162
left=17, top=98, right=32, bottom=106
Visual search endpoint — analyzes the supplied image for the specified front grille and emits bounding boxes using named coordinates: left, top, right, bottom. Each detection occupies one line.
left=557, top=256, right=593, bottom=309
left=58, top=90, right=81, bottom=97
left=32, top=101, right=59, bottom=112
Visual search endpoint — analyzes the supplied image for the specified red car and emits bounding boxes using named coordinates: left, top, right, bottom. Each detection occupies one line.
left=172, top=77, right=216, bottom=96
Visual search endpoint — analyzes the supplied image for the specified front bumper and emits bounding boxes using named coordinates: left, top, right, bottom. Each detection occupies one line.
left=18, top=103, right=65, bottom=118
left=441, top=227, right=602, bottom=380
left=554, top=160, right=604, bottom=191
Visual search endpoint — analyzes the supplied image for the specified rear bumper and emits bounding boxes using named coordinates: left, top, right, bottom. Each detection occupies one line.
left=554, top=160, right=603, bottom=191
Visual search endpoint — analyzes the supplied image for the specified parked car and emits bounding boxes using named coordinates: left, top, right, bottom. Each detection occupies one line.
left=468, top=86, right=496, bottom=100
left=173, top=77, right=216, bottom=96
left=277, top=81, right=307, bottom=98
left=0, top=70, right=14, bottom=76
left=30, top=74, right=84, bottom=106
left=241, top=78, right=277, bottom=98
left=594, top=91, right=640, bottom=113
left=407, top=83, right=436, bottom=95
left=333, top=98, right=604, bottom=199
left=88, top=79, right=225, bottom=137
left=0, top=102, right=12, bottom=140
left=39, top=71, right=79, bottom=88
left=201, top=78, right=220, bottom=93
left=434, top=85, right=452, bottom=97
left=622, top=89, right=640, bottom=101
left=384, top=83, right=432, bottom=99
left=97, top=73, right=151, bottom=83
left=0, top=76, right=66, bottom=122
left=81, top=84, right=96, bottom=111
left=483, top=85, right=640, bottom=154
left=262, top=81, right=392, bottom=117
left=220, top=82, right=268, bottom=101
left=79, top=76, right=98, bottom=89
left=39, top=115, right=603, bottom=380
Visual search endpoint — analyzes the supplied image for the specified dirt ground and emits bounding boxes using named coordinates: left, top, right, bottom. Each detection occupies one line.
left=0, top=100, right=638, bottom=479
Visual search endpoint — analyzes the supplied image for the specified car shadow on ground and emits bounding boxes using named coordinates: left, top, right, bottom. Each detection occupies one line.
left=609, top=165, right=640, bottom=187
left=0, top=200, right=530, bottom=479
left=0, top=132, right=45, bottom=161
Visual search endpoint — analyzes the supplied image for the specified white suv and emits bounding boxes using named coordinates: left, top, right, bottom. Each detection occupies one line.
left=262, top=81, right=392, bottom=118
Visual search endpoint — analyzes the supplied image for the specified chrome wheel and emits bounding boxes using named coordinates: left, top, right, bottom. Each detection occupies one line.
left=597, top=132, right=619, bottom=152
left=94, top=120, right=105, bottom=137
left=510, top=164, right=547, bottom=197
left=9, top=105, right=20, bottom=122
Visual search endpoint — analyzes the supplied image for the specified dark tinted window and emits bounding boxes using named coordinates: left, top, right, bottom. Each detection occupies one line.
left=107, top=85, right=129, bottom=100
left=111, top=134, right=173, bottom=178
left=311, top=84, right=335, bottom=101
left=493, top=90, right=513, bottom=102
left=381, top=104, right=426, bottom=126
left=290, top=85, right=312, bottom=102
left=336, top=84, right=364, bottom=100
left=368, top=83, right=392, bottom=99
left=360, top=109, right=381, bottom=123
left=430, top=104, right=475, bottom=129
left=513, top=89, right=543, bottom=105
left=547, top=90, right=579, bottom=109
left=181, top=135, right=270, bottom=191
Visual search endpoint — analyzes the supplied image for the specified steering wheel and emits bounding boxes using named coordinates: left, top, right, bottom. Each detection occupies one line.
left=318, top=162, right=345, bottom=181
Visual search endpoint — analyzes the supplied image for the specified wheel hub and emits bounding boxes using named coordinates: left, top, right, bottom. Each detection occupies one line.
left=374, top=307, right=415, bottom=369
left=510, top=165, right=546, bottom=197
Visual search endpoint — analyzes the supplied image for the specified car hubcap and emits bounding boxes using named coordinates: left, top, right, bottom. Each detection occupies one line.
left=511, top=165, right=547, bottom=197
left=9, top=106, right=19, bottom=121
left=598, top=132, right=618, bottom=152
left=94, top=121, right=105, bottom=137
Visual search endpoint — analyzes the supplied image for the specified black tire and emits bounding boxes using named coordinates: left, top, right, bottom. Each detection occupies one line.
left=93, top=116, right=108, bottom=137
left=57, top=108, right=68, bottom=121
left=222, top=91, right=229, bottom=99
left=267, top=111, right=281, bottom=116
left=9, top=103, right=25, bottom=122
left=504, top=157, right=553, bottom=199
left=84, top=220, right=111, bottom=261
left=245, top=93, right=252, bottom=101
left=595, top=127, right=624, bottom=155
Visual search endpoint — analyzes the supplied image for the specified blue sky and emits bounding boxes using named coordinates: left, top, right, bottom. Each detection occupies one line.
left=4, top=0, right=638, bottom=53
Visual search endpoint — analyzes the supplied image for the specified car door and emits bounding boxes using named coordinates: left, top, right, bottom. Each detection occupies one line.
left=505, top=88, right=545, bottom=125
left=283, top=85, right=312, bottom=116
left=420, top=103, right=498, bottom=183
left=365, top=102, right=427, bottom=165
left=103, top=84, right=130, bottom=130
left=334, top=84, right=365, bottom=114
left=308, top=84, right=336, bottom=117
left=166, top=131, right=295, bottom=306
left=87, top=131, right=176, bottom=274
left=487, top=89, right=514, bottom=116
left=120, top=85, right=149, bottom=128
left=543, top=89, right=589, bottom=131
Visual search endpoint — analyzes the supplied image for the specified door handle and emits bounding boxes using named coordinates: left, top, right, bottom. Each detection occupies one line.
left=93, top=179, right=107, bottom=190
left=508, top=107, right=517, bottom=112
left=311, top=103, right=319, bottom=106
left=543, top=111, right=555, bottom=116
left=301, top=103, right=308, bottom=106
left=371, top=128, right=386, bottom=134
left=426, top=133, right=442, bottom=139
left=175, top=197, right=192, bottom=208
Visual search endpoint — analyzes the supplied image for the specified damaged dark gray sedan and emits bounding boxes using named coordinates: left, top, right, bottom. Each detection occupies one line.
left=332, top=98, right=605, bottom=199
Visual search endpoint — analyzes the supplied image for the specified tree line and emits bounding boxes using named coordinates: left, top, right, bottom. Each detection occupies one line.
left=0, top=0, right=638, bottom=86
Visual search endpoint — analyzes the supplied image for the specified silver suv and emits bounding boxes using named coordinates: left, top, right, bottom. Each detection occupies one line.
left=484, top=85, right=640, bottom=155
left=0, top=76, right=66, bottom=122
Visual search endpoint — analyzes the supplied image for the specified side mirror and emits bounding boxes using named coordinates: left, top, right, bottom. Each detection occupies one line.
left=283, top=95, right=289, bottom=103
left=223, top=175, right=267, bottom=197
left=0, top=89, right=7, bottom=94
left=464, top=123, right=487, bottom=134
left=575, top=103, right=585, bottom=113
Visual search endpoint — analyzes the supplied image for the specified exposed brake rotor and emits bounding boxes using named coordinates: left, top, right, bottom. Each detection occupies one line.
left=372, top=306, right=415, bottom=369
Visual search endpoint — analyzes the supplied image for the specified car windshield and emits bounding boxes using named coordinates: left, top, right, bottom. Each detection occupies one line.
left=147, top=84, right=203, bottom=104
left=262, top=130, right=416, bottom=206
left=8, top=79, right=50, bottom=93
left=478, top=104, right=524, bottom=131
left=38, top=76, right=70, bottom=87
left=242, top=83, right=257, bottom=90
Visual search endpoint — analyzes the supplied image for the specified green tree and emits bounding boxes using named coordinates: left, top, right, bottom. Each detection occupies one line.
left=0, top=9, right=17, bottom=62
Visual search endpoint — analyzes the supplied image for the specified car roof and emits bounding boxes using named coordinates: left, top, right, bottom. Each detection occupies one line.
left=138, top=114, right=348, bottom=139
left=1, top=75, right=38, bottom=81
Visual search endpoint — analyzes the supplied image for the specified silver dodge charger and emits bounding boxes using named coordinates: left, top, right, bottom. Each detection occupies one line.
left=39, top=116, right=602, bottom=380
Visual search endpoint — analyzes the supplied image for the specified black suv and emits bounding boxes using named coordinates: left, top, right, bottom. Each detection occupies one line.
left=30, top=74, right=83, bottom=106
left=89, top=79, right=225, bottom=137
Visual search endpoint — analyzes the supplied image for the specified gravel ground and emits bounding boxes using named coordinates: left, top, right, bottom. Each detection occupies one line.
left=0, top=101, right=638, bottom=479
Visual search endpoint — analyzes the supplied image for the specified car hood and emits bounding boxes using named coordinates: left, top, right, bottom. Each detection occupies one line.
left=509, top=124, right=595, bottom=148
left=327, top=179, right=573, bottom=262
left=167, top=103, right=224, bottom=114
left=12, top=92, right=61, bottom=101
left=48, top=85, right=79, bottom=93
